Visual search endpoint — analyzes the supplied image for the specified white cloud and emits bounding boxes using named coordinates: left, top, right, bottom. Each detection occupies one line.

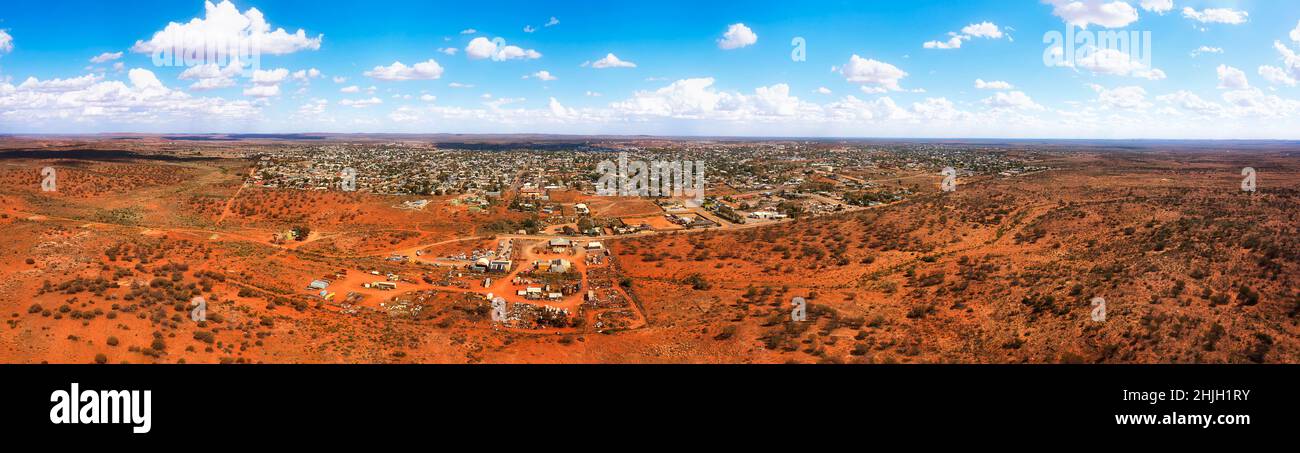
left=420, top=94, right=437, bottom=102
left=17, top=74, right=103, bottom=92
left=448, top=82, right=475, bottom=88
left=824, top=96, right=912, bottom=121
left=527, top=70, right=557, bottom=81
left=332, top=76, right=347, bottom=84
left=89, top=51, right=123, bottom=64
left=962, top=22, right=1004, bottom=39
left=131, top=0, right=322, bottom=60
left=1216, top=65, right=1249, bottom=89
left=297, top=98, right=327, bottom=115
left=292, top=68, right=321, bottom=82
left=465, top=37, right=541, bottom=61
left=0, top=30, right=12, bottom=55
left=612, top=78, right=733, bottom=117
left=1190, top=46, right=1222, bottom=57
left=389, top=106, right=421, bottom=123
left=1089, top=84, right=1149, bottom=109
left=912, top=97, right=969, bottom=121
left=1258, top=65, right=1297, bottom=87
left=339, top=97, right=383, bottom=108
left=1044, top=0, right=1140, bottom=29
left=975, top=79, right=1014, bottom=90
left=982, top=91, right=1043, bottom=110
left=251, top=68, right=289, bottom=85
left=364, top=59, right=444, bottom=80
left=1182, top=7, right=1248, bottom=25
left=1274, top=41, right=1300, bottom=81
left=1139, top=0, right=1173, bottom=14
left=718, top=23, right=758, bottom=50
left=610, top=79, right=821, bottom=119
left=1220, top=88, right=1300, bottom=117
left=816, top=87, right=832, bottom=95
left=460, top=29, right=477, bottom=35
left=242, top=84, right=280, bottom=98
left=524, top=25, right=536, bottom=33
left=1157, top=90, right=1223, bottom=115
left=587, top=53, right=637, bottom=69
left=0, top=68, right=260, bottom=126
left=439, top=47, right=458, bottom=55
left=178, top=59, right=244, bottom=90
left=839, top=55, right=908, bottom=92
left=1065, top=47, right=1167, bottom=79
left=1292, top=20, right=1300, bottom=42
left=549, top=97, right=575, bottom=117
left=585, top=91, right=602, bottom=97
left=340, top=85, right=360, bottom=93
left=484, top=97, right=525, bottom=109
left=924, top=22, right=1004, bottom=50
left=924, top=35, right=966, bottom=50
left=545, top=17, right=560, bottom=27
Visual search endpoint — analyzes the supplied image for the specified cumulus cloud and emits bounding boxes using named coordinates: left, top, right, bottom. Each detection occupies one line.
left=982, top=91, right=1043, bottom=110
left=0, top=68, right=259, bottom=126
left=90, top=51, right=123, bottom=64
left=0, top=30, right=12, bottom=55
left=816, top=87, right=832, bottom=95
left=1089, top=84, right=1149, bottom=109
left=527, top=70, right=557, bottom=81
left=178, top=59, right=244, bottom=90
left=364, top=59, right=444, bottom=80
left=292, top=68, right=321, bottom=82
left=340, top=85, right=360, bottom=93
left=912, top=97, right=970, bottom=121
left=1216, top=65, right=1249, bottom=89
left=1156, top=90, right=1223, bottom=115
left=962, top=22, right=1004, bottom=39
left=586, top=53, right=636, bottom=69
left=242, top=84, right=280, bottom=97
left=1258, top=65, right=1297, bottom=87
left=839, top=55, right=908, bottom=92
left=1275, top=41, right=1300, bottom=76
left=1139, top=0, right=1173, bottom=14
left=1219, top=88, right=1300, bottom=117
left=608, top=79, right=820, bottom=120
left=549, top=97, right=575, bottom=117
left=339, top=97, right=383, bottom=108
left=924, top=21, right=1005, bottom=50
left=465, top=37, right=541, bottom=61
left=17, top=74, right=103, bottom=92
left=1044, top=0, right=1140, bottom=29
left=545, top=17, right=560, bottom=27
left=1190, top=46, right=1222, bottom=57
left=130, top=0, right=322, bottom=61
left=975, top=79, right=1014, bottom=90
left=718, top=23, right=758, bottom=50
left=924, top=35, right=966, bottom=50
left=251, top=68, right=288, bottom=85
left=1057, top=47, right=1166, bottom=79
left=439, top=47, right=458, bottom=55
left=1182, top=7, right=1248, bottom=25
left=1292, top=20, right=1300, bottom=43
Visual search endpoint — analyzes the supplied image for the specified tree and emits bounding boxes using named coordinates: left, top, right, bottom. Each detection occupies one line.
left=291, top=225, right=311, bottom=241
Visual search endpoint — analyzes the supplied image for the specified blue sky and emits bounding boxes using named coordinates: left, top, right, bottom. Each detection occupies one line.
left=1, top=0, right=1299, bottom=138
